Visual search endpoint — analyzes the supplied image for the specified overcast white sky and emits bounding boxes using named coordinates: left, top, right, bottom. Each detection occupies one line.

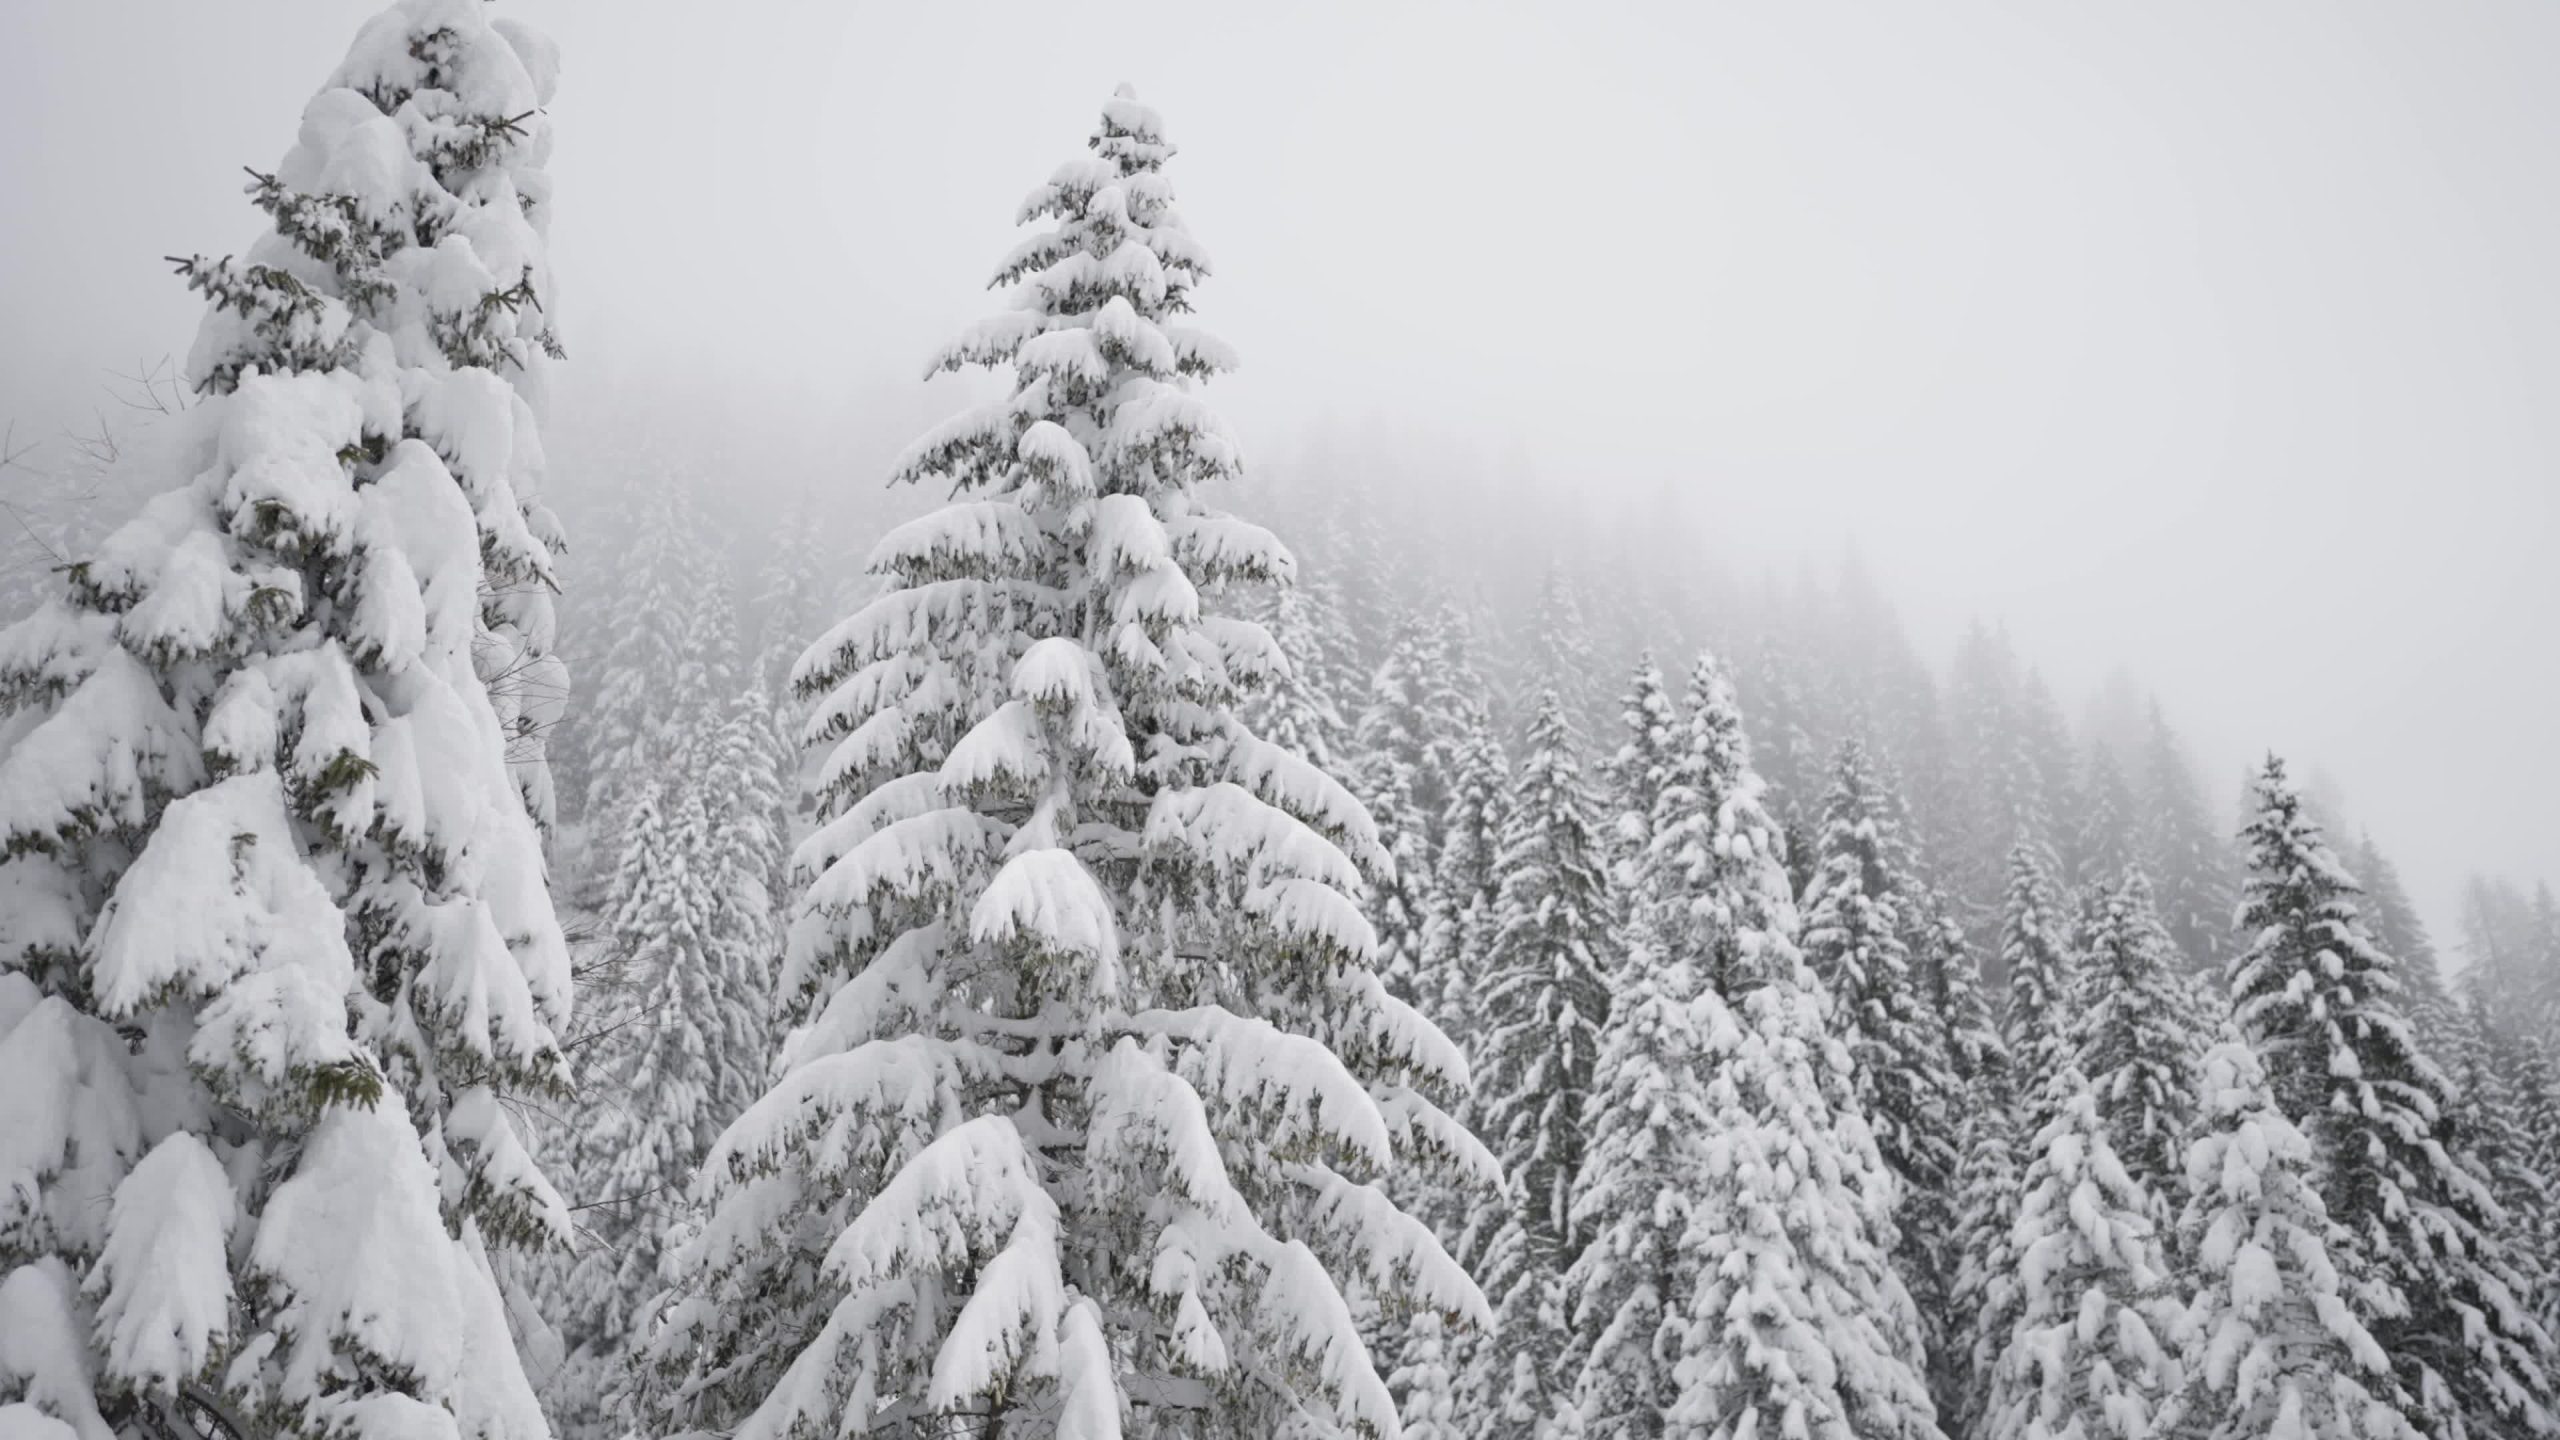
left=4, top=1, right=2554, bottom=942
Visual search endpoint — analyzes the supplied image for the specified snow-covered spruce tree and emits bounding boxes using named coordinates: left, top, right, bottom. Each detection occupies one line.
left=549, top=686, right=784, bottom=1412
left=1392, top=1310, right=1463, bottom=1440
left=1944, top=847, right=2085, bottom=1436
left=2351, top=833, right=2454, bottom=1045
left=1422, top=702, right=1509, bottom=1069
left=1416, top=603, right=1488, bottom=805
left=1904, top=881, right=1996, bottom=1081
left=0, top=6, right=571, bottom=1440
left=1903, top=880, right=2006, bottom=1425
left=2233, top=758, right=2555, bottom=1440
left=1646, top=656, right=1799, bottom=1008
left=1352, top=619, right=1448, bottom=1007
left=1997, top=844, right=2077, bottom=1116
left=2434, top=996, right=2559, bottom=1358
left=1596, top=656, right=1680, bottom=906
left=1800, top=737, right=1962, bottom=1395
left=1469, top=689, right=1614, bottom=1440
left=2509, top=1039, right=2560, bottom=1340
left=544, top=769, right=761, bottom=1437
left=580, top=479, right=707, bottom=830
left=2172, top=1042, right=2417, bottom=1440
left=702, top=681, right=795, bottom=995
left=1251, top=566, right=1355, bottom=774
left=636, top=90, right=1491, bottom=1440
left=1802, top=739, right=1956, bottom=1174
left=1386, top=692, right=1505, bottom=1433
left=1982, top=1066, right=2186, bottom=1440
left=2072, top=870, right=2199, bottom=1232
left=1672, top=960, right=1943, bottom=1440
left=1562, top=654, right=1767, bottom=1440
left=1560, top=924, right=1712, bottom=1440
left=1948, top=1052, right=2027, bottom=1440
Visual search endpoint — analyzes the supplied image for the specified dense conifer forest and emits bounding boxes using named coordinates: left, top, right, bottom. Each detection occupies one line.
left=2, top=7, right=2555, bottom=1440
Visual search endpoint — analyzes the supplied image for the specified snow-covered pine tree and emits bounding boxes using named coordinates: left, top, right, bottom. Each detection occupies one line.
left=1390, top=691, right=1507, bottom=1430
left=1353, top=619, right=1449, bottom=1006
left=637, top=89, right=1490, bottom=1440
left=1597, top=656, right=1680, bottom=905
left=1646, top=656, right=1799, bottom=1006
left=1252, top=565, right=1355, bottom=773
left=544, top=768, right=761, bottom=1437
left=1800, top=737, right=1962, bottom=1395
left=2072, top=871, right=2199, bottom=1232
left=581, top=478, right=706, bottom=835
left=1470, top=688, right=1614, bottom=1440
left=1905, top=879, right=2006, bottom=1425
left=1947, top=844, right=2082, bottom=1432
left=1393, top=1311, right=1464, bottom=1440
left=1358, top=762, right=1438, bottom=1010
left=1423, top=702, right=1509, bottom=1063
left=2510, top=1039, right=2560, bottom=1340
left=1673, top=957, right=1943, bottom=1440
left=1948, top=1052, right=2027, bottom=1440
left=2172, top=1042, right=2417, bottom=1440
left=1982, top=1065, right=2186, bottom=1440
left=1802, top=739, right=1955, bottom=1170
left=1998, top=843, right=2078, bottom=1117
left=2137, top=703, right=2234, bottom=978
left=0, top=6, right=571, bottom=1440
left=1562, top=653, right=1793, bottom=1440
left=1418, top=602, right=1488, bottom=798
left=2232, top=757, right=2555, bottom=1440
left=2351, top=833, right=2452, bottom=1036
left=1562, top=922, right=1712, bottom=1440
left=1911, top=883, right=2002, bottom=1087
left=2434, top=995, right=2559, bottom=1353
left=701, top=682, right=795, bottom=1001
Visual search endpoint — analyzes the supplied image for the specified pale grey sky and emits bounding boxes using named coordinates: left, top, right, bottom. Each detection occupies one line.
left=4, top=1, right=2554, bottom=943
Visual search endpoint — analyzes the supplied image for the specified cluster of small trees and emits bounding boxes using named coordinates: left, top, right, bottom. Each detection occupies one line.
left=1289, top=603, right=2560, bottom=1440
left=4, top=8, right=2559, bottom=1440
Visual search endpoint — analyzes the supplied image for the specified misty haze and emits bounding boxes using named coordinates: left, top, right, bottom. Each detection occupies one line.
left=1, top=6, right=2553, bottom=1440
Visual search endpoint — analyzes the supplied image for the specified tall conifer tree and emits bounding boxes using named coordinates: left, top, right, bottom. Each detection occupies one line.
left=638, top=90, right=1489, bottom=1440
left=2232, top=758, right=2554, bottom=1440
left=0, top=6, right=574, bottom=1439
left=1470, top=690, right=1613, bottom=1440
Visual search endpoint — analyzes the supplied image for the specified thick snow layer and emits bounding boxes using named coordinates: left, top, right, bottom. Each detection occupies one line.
left=87, top=1134, right=235, bottom=1392
left=0, top=652, right=200, bottom=852
left=250, top=1098, right=469, bottom=1404
left=703, top=1035, right=971, bottom=1191
left=970, top=848, right=1121, bottom=979
left=1129, top=1006, right=1391, bottom=1169
left=89, top=772, right=353, bottom=1022
left=0, top=991, right=143, bottom=1260
left=0, top=1262, right=112, bottom=1440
